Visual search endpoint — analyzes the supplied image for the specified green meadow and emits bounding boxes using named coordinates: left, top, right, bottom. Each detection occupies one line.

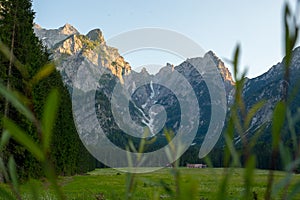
left=4, top=168, right=299, bottom=200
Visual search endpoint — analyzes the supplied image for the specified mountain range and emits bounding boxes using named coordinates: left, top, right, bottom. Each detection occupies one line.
left=34, top=24, right=300, bottom=166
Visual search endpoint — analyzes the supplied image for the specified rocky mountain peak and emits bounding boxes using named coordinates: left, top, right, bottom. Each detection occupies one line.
left=205, top=50, right=235, bottom=86
left=140, top=67, right=150, bottom=75
left=166, top=63, right=175, bottom=71
left=59, top=23, right=79, bottom=35
left=86, top=29, right=105, bottom=43
left=33, top=23, right=42, bottom=30
left=54, top=34, right=83, bottom=56
left=34, top=23, right=79, bottom=48
left=34, top=24, right=132, bottom=88
left=206, top=50, right=218, bottom=59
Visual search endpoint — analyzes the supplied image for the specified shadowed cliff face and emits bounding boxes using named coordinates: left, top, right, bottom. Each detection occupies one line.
left=238, top=46, right=300, bottom=144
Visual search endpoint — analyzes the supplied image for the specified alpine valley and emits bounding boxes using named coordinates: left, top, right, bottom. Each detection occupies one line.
left=34, top=24, right=300, bottom=169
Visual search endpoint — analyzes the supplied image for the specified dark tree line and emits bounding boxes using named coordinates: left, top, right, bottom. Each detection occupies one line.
left=0, top=0, right=95, bottom=179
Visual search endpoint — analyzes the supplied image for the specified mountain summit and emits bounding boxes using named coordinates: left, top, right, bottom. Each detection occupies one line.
left=59, top=23, right=79, bottom=35
left=34, top=24, right=131, bottom=87
left=86, top=29, right=105, bottom=43
left=34, top=23, right=79, bottom=48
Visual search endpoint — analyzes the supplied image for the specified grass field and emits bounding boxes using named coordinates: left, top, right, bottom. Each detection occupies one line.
left=4, top=168, right=300, bottom=200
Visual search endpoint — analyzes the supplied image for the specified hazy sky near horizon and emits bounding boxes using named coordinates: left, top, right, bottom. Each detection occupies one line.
left=33, top=0, right=299, bottom=78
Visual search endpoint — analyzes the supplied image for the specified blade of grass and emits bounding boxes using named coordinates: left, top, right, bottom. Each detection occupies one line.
left=2, top=118, right=44, bottom=161
left=0, top=158, right=9, bottom=182
left=272, top=101, right=286, bottom=149
left=233, top=44, right=240, bottom=80
left=0, top=40, right=29, bottom=79
left=30, top=63, right=55, bottom=86
left=8, top=156, right=20, bottom=199
left=245, top=101, right=266, bottom=128
left=0, top=83, right=35, bottom=122
left=244, top=155, right=255, bottom=200
left=0, top=130, right=11, bottom=150
left=43, top=161, right=65, bottom=200
left=42, top=89, right=60, bottom=152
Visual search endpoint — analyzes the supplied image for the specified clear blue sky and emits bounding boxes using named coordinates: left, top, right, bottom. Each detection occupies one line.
left=32, top=0, right=299, bottom=78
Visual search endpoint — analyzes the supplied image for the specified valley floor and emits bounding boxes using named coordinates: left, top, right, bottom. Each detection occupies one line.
left=2, top=168, right=300, bottom=200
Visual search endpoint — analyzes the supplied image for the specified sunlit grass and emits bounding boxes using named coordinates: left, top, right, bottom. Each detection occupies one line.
left=3, top=168, right=299, bottom=200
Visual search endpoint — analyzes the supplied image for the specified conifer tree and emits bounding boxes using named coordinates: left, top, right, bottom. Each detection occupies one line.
left=0, top=0, right=95, bottom=179
left=0, top=0, right=48, bottom=178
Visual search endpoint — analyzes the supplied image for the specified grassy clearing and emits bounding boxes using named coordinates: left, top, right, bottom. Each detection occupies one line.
left=2, top=168, right=299, bottom=200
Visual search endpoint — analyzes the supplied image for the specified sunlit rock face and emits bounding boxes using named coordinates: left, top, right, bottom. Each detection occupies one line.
left=34, top=24, right=131, bottom=88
